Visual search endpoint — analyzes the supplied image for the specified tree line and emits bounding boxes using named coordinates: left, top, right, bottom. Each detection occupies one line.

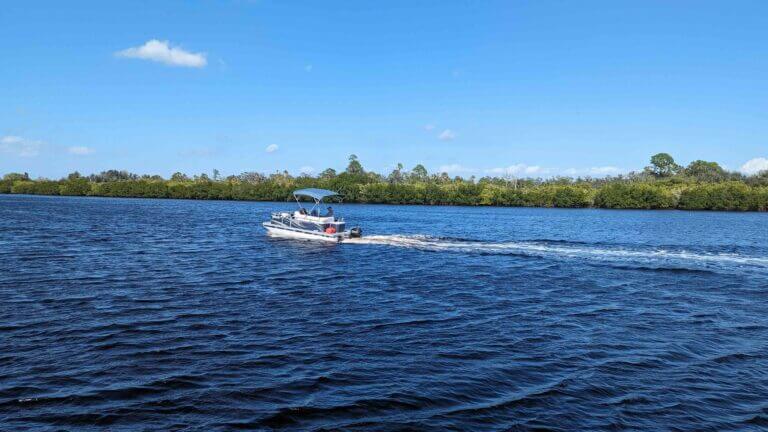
left=2, top=154, right=768, bottom=211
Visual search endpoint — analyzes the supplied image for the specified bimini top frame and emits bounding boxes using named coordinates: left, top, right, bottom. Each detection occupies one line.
left=292, top=188, right=342, bottom=214
left=292, top=188, right=340, bottom=201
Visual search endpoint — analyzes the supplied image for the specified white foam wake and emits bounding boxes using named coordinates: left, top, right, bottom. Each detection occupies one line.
left=345, top=235, right=768, bottom=271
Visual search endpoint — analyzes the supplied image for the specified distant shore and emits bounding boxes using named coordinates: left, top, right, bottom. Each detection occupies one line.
left=3, top=153, right=768, bottom=212
left=3, top=176, right=767, bottom=212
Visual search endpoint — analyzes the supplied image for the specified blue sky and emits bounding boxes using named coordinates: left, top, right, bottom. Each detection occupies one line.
left=1, top=0, right=767, bottom=179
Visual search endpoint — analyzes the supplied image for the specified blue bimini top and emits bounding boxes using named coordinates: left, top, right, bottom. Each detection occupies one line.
left=292, top=188, right=341, bottom=200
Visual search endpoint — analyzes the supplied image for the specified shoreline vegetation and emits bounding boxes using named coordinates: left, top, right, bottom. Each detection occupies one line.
left=3, top=154, right=768, bottom=211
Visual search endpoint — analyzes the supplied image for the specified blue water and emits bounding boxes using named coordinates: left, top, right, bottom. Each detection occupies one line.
left=1, top=195, right=767, bottom=431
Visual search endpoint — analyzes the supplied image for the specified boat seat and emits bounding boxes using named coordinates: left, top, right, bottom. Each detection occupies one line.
left=293, top=211, right=334, bottom=223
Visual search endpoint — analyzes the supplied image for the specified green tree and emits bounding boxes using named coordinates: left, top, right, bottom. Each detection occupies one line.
left=320, top=168, right=337, bottom=180
left=746, top=170, right=768, bottom=187
left=89, top=170, right=138, bottom=182
left=171, top=172, right=190, bottom=182
left=647, top=153, right=680, bottom=177
left=346, top=154, right=364, bottom=175
left=60, top=177, right=91, bottom=196
left=388, top=163, right=404, bottom=184
left=594, top=183, right=677, bottom=209
left=411, top=164, right=428, bottom=181
left=3, top=172, right=30, bottom=181
left=239, top=171, right=266, bottom=184
left=685, top=160, right=725, bottom=182
left=679, top=182, right=754, bottom=211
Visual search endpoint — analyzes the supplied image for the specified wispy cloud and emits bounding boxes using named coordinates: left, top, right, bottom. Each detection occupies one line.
left=0, top=136, right=22, bottom=145
left=437, top=164, right=622, bottom=178
left=424, top=124, right=435, bottom=131
left=115, top=39, right=207, bottom=68
left=265, top=144, right=279, bottom=153
left=0, top=135, right=41, bottom=157
left=741, top=157, right=768, bottom=175
left=438, top=129, right=456, bottom=141
left=562, top=166, right=622, bottom=176
left=438, top=164, right=474, bottom=174
left=298, top=166, right=315, bottom=174
left=67, top=146, right=94, bottom=155
left=589, top=166, right=621, bottom=175
left=486, top=164, right=543, bottom=176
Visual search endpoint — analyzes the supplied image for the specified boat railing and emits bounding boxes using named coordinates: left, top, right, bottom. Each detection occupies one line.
left=270, top=211, right=343, bottom=227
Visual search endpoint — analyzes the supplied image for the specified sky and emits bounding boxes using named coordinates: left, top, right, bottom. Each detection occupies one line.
left=1, top=0, right=767, bottom=179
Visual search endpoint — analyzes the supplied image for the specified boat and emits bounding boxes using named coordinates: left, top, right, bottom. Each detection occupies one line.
left=262, top=188, right=362, bottom=242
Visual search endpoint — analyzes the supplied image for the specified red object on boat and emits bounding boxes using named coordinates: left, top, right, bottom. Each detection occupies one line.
left=325, top=226, right=337, bottom=234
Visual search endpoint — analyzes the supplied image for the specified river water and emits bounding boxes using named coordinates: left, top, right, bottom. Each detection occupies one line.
left=1, top=195, right=767, bottom=431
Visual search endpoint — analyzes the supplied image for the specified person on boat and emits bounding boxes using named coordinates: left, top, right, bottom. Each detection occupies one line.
left=324, top=206, right=334, bottom=218
left=311, top=208, right=319, bottom=216
left=299, top=208, right=307, bottom=215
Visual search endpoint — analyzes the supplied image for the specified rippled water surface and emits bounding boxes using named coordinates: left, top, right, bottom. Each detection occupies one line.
left=2, top=195, right=768, bottom=431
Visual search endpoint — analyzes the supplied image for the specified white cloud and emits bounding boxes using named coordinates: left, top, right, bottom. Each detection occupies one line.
left=0, top=135, right=41, bottom=157
left=741, top=157, right=768, bottom=175
left=298, top=166, right=315, bottom=174
left=68, top=146, right=94, bottom=155
left=265, top=143, right=279, bottom=153
left=438, top=129, right=456, bottom=141
left=0, top=136, right=21, bottom=144
left=424, top=124, right=435, bottom=131
left=486, top=164, right=543, bottom=176
left=588, top=166, right=620, bottom=175
left=562, top=166, right=621, bottom=176
left=115, top=39, right=207, bottom=68
left=438, top=164, right=474, bottom=174
left=523, top=165, right=542, bottom=175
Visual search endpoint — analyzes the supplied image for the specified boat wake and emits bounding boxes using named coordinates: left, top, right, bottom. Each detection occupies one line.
left=345, top=235, right=768, bottom=274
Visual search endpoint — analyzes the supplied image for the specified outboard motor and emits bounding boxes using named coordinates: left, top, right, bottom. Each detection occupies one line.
left=350, top=227, right=363, bottom=238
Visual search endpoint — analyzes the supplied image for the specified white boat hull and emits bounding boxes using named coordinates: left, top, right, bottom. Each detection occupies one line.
left=263, top=222, right=348, bottom=243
